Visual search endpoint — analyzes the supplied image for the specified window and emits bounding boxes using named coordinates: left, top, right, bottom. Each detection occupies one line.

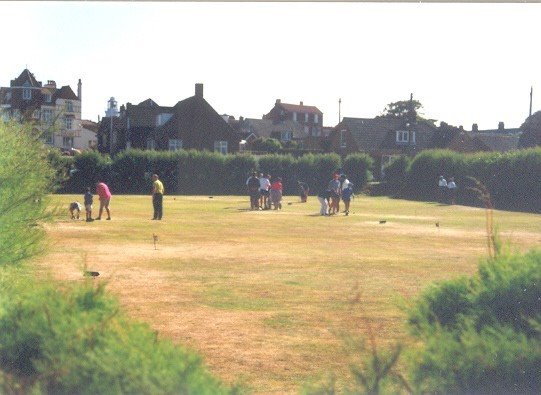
left=44, top=132, right=54, bottom=145
left=146, top=139, right=155, bottom=150
left=304, top=113, right=308, bottom=122
left=42, top=109, right=53, bottom=124
left=168, top=139, right=183, bottom=151
left=44, top=93, right=52, bottom=103
left=304, top=126, right=310, bottom=135
left=64, top=117, right=72, bottom=130
left=156, top=113, right=172, bottom=126
left=65, top=101, right=73, bottom=112
left=23, top=88, right=31, bottom=100
left=340, top=130, right=347, bottom=148
left=32, top=110, right=40, bottom=119
left=214, top=140, right=228, bottom=154
left=280, top=131, right=293, bottom=141
left=62, top=136, right=74, bottom=148
left=6, top=91, right=11, bottom=101
left=396, top=130, right=409, bottom=143
left=314, top=127, right=321, bottom=137
left=292, top=112, right=297, bottom=122
left=314, top=114, right=319, bottom=124
left=1, top=109, right=10, bottom=122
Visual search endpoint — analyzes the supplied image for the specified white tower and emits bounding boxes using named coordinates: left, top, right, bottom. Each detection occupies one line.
left=105, top=97, right=119, bottom=118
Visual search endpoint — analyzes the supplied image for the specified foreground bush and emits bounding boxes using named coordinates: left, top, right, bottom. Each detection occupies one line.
left=407, top=250, right=541, bottom=394
left=0, top=270, right=236, bottom=395
left=0, top=121, right=55, bottom=266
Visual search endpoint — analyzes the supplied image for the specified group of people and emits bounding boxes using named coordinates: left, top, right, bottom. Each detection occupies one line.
left=437, top=175, right=458, bottom=205
left=69, top=174, right=165, bottom=221
left=245, top=172, right=283, bottom=210
left=317, top=171, right=354, bottom=216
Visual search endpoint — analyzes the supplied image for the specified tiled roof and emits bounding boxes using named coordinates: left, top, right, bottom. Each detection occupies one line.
left=138, top=98, right=159, bottom=107
left=10, top=69, right=42, bottom=87
left=244, top=118, right=308, bottom=139
left=81, top=119, right=98, bottom=133
left=278, top=102, right=322, bottom=115
left=53, top=86, right=78, bottom=101
left=470, top=132, right=520, bottom=152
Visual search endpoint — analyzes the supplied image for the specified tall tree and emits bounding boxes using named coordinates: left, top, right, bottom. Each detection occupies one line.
left=379, top=98, right=436, bottom=126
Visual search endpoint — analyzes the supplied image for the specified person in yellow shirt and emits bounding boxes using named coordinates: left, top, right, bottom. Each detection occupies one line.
left=151, top=174, right=165, bottom=220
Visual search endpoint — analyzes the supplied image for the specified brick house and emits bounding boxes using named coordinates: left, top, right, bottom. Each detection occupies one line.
left=329, top=117, right=437, bottom=179
left=264, top=99, right=324, bottom=149
left=98, top=84, right=240, bottom=154
left=0, top=68, right=84, bottom=150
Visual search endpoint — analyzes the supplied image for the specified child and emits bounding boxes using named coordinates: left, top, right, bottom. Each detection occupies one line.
left=69, top=202, right=82, bottom=219
left=84, top=187, right=94, bottom=222
left=341, top=182, right=354, bottom=216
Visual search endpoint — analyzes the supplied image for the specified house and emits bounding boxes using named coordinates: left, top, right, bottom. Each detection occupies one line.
left=264, top=99, right=324, bottom=149
left=469, top=122, right=521, bottom=152
left=0, top=68, right=84, bottom=150
left=329, top=117, right=437, bottom=178
left=79, top=120, right=98, bottom=150
left=235, top=117, right=308, bottom=149
left=98, top=84, right=240, bottom=154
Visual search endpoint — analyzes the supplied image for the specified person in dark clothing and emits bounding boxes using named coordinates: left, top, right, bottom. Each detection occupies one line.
left=246, top=172, right=260, bottom=210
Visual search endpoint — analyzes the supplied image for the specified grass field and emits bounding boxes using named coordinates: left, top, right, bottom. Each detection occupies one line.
left=35, top=194, right=541, bottom=393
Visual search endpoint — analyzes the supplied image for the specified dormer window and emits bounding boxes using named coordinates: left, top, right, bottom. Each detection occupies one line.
left=396, top=130, right=409, bottom=143
left=304, top=113, right=308, bottom=122
left=292, top=112, right=297, bottom=122
left=23, top=88, right=31, bottom=100
left=44, top=93, right=52, bottom=103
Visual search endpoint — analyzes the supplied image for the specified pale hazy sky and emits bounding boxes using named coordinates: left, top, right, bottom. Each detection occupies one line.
left=2, top=2, right=540, bottom=130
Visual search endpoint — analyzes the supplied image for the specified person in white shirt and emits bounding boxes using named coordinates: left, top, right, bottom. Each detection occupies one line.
left=438, top=175, right=447, bottom=203
left=259, top=173, right=271, bottom=210
left=447, top=177, right=457, bottom=204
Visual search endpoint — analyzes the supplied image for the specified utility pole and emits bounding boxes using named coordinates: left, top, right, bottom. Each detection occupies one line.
left=530, top=86, right=533, bottom=117
left=338, top=98, right=342, bottom=124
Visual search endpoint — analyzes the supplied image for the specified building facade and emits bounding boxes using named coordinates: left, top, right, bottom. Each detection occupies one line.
left=0, top=69, right=84, bottom=150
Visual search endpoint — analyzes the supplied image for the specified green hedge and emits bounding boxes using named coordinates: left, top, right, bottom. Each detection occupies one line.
left=394, top=148, right=541, bottom=212
left=55, top=150, right=370, bottom=196
left=407, top=249, right=541, bottom=394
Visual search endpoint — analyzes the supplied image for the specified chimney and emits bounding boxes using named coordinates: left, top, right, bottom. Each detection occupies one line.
left=275, top=99, right=281, bottom=104
left=472, top=123, right=478, bottom=132
left=459, top=125, right=464, bottom=132
left=195, top=83, right=203, bottom=99
left=46, top=80, right=56, bottom=88
left=300, top=101, right=303, bottom=106
left=77, top=79, right=82, bottom=101
left=498, top=121, right=504, bottom=131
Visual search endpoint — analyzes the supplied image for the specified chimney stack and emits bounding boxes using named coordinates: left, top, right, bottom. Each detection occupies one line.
left=77, top=79, right=82, bottom=101
left=472, top=123, right=478, bottom=132
left=195, top=83, right=203, bottom=99
left=300, top=101, right=303, bottom=106
left=498, top=121, right=504, bottom=131
left=275, top=99, right=281, bottom=104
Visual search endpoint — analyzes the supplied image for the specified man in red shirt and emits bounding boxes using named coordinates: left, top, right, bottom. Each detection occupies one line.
left=95, top=181, right=112, bottom=220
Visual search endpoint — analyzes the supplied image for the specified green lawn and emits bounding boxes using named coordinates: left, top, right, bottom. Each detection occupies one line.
left=37, top=194, right=541, bottom=393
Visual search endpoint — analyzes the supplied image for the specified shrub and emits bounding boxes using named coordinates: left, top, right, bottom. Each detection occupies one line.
left=382, top=155, right=411, bottom=196
left=0, top=121, right=55, bottom=266
left=0, top=270, right=236, bottom=394
left=407, top=250, right=541, bottom=394
left=251, top=137, right=282, bottom=153
left=343, top=153, right=374, bottom=191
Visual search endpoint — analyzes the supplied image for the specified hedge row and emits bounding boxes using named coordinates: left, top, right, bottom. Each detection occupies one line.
left=54, top=149, right=374, bottom=196
left=383, top=148, right=541, bottom=212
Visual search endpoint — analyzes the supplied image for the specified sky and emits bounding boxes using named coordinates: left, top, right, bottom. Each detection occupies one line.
left=1, top=2, right=540, bottom=130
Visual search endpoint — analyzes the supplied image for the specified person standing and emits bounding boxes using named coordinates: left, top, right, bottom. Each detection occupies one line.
left=152, top=174, right=165, bottom=220
left=270, top=177, right=283, bottom=210
left=95, top=181, right=111, bottom=220
left=298, top=181, right=309, bottom=203
left=438, top=175, right=447, bottom=203
left=447, top=177, right=457, bottom=205
left=341, top=182, right=354, bottom=215
left=327, top=174, right=341, bottom=214
left=259, top=173, right=271, bottom=210
left=84, top=187, right=94, bottom=222
left=246, top=172, right=260, bottom=210
left=317, top=189, right=331, bottom=216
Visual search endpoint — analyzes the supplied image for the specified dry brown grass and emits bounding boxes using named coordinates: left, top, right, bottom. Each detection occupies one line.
left=34, top=195, right=541, bottom=393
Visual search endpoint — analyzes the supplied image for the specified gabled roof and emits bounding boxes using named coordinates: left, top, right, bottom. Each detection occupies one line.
left=244, top=118, right=308, bottom=139
left=10, top=69, right=42, bottom=88
left=278, top=102, right=322, bottom=115
left=155, top=95, right=238, bottom=143
left=339, top=117, right=436, bottom=151
left=53, top=85, right=78, bottom=101
left=138, top=98, right=159, bottom=107
left=81, top=119, right=98, bottom=133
